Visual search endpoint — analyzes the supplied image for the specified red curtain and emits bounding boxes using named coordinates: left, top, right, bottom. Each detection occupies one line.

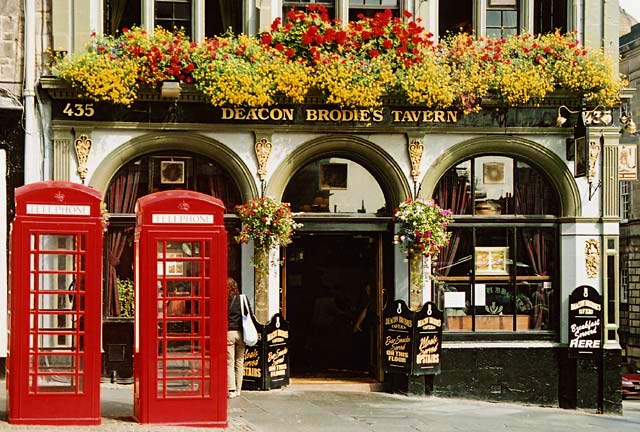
left=435, top=171, right=469, bottom=275
left=105, top=169, right=141, bottom=316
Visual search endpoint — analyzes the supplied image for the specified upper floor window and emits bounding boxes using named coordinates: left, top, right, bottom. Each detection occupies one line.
left=283, top=1, right=336, bottom=20
left=620, top=180, right=631, bottom=221
left=487, top=0, right=519, bottom=38
left=105, top=0, right=142, bottom=35
left=534, top=0, right=567, bottom=34
left=349, top=0, right=400, bottom=21
left=156, top=0, right=192, bottom=36
left=103, top=0, right=242, bottom=38
left=439, top=0, right=473, bottom=37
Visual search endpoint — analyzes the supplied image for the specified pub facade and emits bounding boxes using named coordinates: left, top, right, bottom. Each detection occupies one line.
left=8, top=0, right=628, bottom=413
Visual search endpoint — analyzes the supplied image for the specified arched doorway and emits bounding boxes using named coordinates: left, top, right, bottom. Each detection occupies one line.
left=101, top=148, right=245, bottom=381
left=281, top=156, right=394, bottom=380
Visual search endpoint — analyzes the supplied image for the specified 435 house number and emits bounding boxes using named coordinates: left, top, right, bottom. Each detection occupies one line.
left=62, top=103, right=95, bottom=117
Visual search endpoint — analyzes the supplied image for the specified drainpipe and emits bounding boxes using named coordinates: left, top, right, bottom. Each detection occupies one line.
left=24, top=0, right=41, bottom=183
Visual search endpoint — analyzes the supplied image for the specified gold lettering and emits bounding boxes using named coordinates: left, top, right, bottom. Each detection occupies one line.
left=341, top=109, right=354, bottom=122
left=318, top=109, right=330, bottom=122
left=391, top=110, right=402, bottom=122
left=329, top=109, right=341, bottom=122
left=282, top=108, right=294, bottom=121
left=235, top=108, right=246, bottom=120
left=221, top=107, right=234, bottom=120
left=423, top=110, right=434, bottom=122
left=401, top=111, right=412, bottom=122
left=372, top=109, right=384, bottom=122
left=434, top=111, right=445, bottom=122
left=258, top=108, right=270, bottom=121
left=446, top=111, right=458, bottom=123
left=246, top=108, right=259, bottom=121
left=306, top=109, right=318, bottom=121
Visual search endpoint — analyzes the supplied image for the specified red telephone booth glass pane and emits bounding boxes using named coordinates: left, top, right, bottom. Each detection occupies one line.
left=28, top=233, right=86, bottom=394
left=156, top=240, right=211, bottom=398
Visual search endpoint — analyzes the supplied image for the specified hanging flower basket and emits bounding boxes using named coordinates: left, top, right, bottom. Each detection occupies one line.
left=234, top=197, right=302, bottom=254
left=393, top=198, right=453, bottom=258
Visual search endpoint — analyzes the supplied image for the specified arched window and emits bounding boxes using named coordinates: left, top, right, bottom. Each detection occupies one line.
left=433, top=155, right=559, bottom=333
left=283, top=157, right=388, bottom=215
left=103, top=151, right=241, bottom=317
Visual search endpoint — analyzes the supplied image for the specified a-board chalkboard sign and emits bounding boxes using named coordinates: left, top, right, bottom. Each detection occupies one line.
left=382, top=300, right=413, bottom=374
left=242, top=313, right=290, bottom=391
left=264, top=313, right=290, bottom=390
left=412, top=301, right=443, bottom=375
left=568, top=285, right=602, bottom=359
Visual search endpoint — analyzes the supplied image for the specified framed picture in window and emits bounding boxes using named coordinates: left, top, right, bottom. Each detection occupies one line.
left=160, top=161, right=185, bottom=184
left=319, top=163, right=347, bottom=190
left=483, top=162, right=505, bottom=184
left=475, top=247, right=509, bottom=275
left=574, top=137, right=587, bottom=178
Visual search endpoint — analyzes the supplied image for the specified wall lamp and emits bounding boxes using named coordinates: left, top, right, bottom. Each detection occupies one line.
left=556, top=105, right=612, bottom=128
left=160, top=81, right=182, bottom=99
left=620, top=108, right=637, bottom=134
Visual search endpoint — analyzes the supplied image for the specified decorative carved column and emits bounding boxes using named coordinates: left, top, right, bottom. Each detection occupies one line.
left=409, top=254, right=423, bottom=310
left=52, top=128, right=73, bottom=181
left=406, top=134, right=424, bottom=196
left=73, top=130, right=93, bottom=184
left=599, top=128, right=620, bottom=218
left=409, top=254, right=431, bottom=311
left=253, top=245, right=270, bottom=324
left=254, top=132, right=273, bottom=196
left=253, top=131, right=274, bottom=323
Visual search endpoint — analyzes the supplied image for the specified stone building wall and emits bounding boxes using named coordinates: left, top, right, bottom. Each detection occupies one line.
left=0, top=1, right=23, bottom=98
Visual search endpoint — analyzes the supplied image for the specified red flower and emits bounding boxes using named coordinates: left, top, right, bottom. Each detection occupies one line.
left=369, top=49, right=380, bottom=58
left=535, top=54, right=543, bottom=62
left=403, top=10, right=413, bottom=19
left=275, top=43, right=285, bottom=51
left=335, top=31, right=347, bottom=44
left=382, top=39, right=393, bottom=49
left=285, top=47, right=295, bottom=57
left=261, top=33, right=273, bottom=45
left=271, top=17, right=281, bottom=32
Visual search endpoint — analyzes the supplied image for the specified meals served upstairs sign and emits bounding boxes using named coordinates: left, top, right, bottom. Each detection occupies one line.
left=568, top=285, right=602, bottom=358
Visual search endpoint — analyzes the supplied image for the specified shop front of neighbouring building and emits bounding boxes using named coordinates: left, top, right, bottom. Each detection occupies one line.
left=37, top=80, right=623, bottom=411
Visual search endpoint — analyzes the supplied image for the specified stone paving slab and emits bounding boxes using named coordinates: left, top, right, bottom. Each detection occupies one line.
left=0, top=382, right=639, bottom=431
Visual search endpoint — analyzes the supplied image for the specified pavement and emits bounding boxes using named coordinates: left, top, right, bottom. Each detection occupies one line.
left=0, top=381, right=639, bottom=431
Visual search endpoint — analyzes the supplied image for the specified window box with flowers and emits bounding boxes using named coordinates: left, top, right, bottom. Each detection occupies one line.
left=235, top=197, right=302, bottom=323
left=51, top=6, right=625, bottom=111
left=394, top=198, right=453, bottom=310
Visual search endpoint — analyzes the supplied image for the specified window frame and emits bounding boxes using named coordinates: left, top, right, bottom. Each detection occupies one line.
left=433, top=154, right=560, bottom=337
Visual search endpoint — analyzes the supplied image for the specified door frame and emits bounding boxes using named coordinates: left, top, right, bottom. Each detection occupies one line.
left=281, top=216, right=391, bottom=381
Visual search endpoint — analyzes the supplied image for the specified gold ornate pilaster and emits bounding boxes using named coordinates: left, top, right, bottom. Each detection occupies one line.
left=254, top=132, right=273, bottom=195
left=73, top=131, right=93, bottom=184
left=52, top=128, right=73, bottom=181
left=407, top=133, right=425, bottom=196
left=585, top=239, right=600, bottom=279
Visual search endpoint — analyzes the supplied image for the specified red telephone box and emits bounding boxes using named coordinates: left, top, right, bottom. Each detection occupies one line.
left=133, top=191, right=227, bottom=427
left=8, top=181, right=103, bottom=425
